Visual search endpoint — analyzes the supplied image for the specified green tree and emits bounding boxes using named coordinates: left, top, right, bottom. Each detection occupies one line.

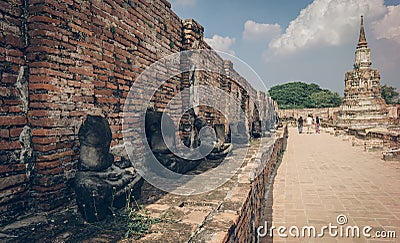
left=268, top=82, right=342, bottom=109
left=381, top=84, right=399, bottom=104
left=310, top=90, right=342, bottom=108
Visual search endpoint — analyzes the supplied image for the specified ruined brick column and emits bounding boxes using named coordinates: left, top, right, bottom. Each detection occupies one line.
left=180, top=19, right=205, bottom=146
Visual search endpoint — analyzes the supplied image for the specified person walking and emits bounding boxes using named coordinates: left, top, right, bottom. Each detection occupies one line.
left=297, top=116, right=303, bottom=134
left=306, top=115, right=313, bottom=134
left=315, top=116, right=321, bottom=134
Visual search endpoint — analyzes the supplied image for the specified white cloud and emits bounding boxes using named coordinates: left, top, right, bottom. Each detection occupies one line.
left=268, top=0, right=388, bottom=56
left=204, top=35, right=236, bottom=55
left=372, top=5, right=400, bottom=44
left=242, top=20, right=281, bottom=41
left=169, top=0, right=196, bottom=7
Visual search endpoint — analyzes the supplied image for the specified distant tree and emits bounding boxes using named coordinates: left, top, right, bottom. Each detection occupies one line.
left=381, top=84, right=399, bottom=104
left=268, top=82, right=342, bottom=109
left=310, top=90, right=342, bottom=108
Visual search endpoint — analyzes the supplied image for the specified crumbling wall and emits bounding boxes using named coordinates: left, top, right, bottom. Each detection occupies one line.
left=179, top=19, right=274, bottom=142
left=279, top=107, right=340, bottom=125
left=26, top=0, right=183, bottom=214
left=0, top=0, right=32, bottom=224
left=0, top=0, right=276, bottom=225
left=1, top=0, right=184, bottom=224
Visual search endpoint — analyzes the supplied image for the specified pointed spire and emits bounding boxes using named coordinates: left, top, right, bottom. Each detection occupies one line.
left=357, top=15, right=368, bottom=48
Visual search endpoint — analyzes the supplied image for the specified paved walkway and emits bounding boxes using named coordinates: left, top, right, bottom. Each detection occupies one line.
left=268, top=127, right=400, bottom=242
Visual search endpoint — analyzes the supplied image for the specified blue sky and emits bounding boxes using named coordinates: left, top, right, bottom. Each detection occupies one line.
left=170, top=0, right=400, bottom=94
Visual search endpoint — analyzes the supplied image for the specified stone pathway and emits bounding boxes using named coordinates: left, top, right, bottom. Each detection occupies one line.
left=265, top=127, right=400, bottom=243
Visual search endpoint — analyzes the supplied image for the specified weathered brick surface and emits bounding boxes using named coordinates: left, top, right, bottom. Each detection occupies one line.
left=1, top=0, right=277, bottom=225
left=223, top=127, right=287, bottom=242
left=23, top=0, right=184, bottom=220
left=0, top=0, right=32, bottom=224
left=137, top=127, right=288, bottom=242
left=279, top=107, right=341, bottom=125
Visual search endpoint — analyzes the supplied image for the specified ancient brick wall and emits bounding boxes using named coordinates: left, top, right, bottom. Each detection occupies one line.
left=179, top=19, right=274, bottom=143
left=0, top=0, right=31, bottom=224
left=181, top=20, right=227, bottom=132
left=26, top=0, right=185, bottom=215
left=225, top=128, right=287, bottom=242
left=279, top=107, right=340, bottom=125
left=279, top=105, right=398, bottom=127
left=1, top=0, right=184, bottom=224
left=0, top=0, right=276, bottom=225
left=185, top=126, right=288, bottom=242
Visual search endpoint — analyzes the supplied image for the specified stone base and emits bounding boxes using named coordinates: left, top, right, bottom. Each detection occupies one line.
left=74, top=165, right=143, bottom=222
left=153, top=153, right=203, bottom=174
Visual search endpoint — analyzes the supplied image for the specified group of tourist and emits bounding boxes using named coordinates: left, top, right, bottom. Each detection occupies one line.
left=297, top=115, right=320, bottom=134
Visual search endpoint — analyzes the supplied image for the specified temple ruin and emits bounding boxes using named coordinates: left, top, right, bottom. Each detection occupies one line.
left=0, top=0, right=279, bottom=236
left=336, top=16, right=389, bottom=128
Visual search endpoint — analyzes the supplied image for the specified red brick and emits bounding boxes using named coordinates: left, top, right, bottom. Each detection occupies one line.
left=0, top=129, right=9, bottom=138
left=30, top=38, right=60, bottom=48
left=5, top=35, right=24, bottom=49
left=34, top=143, right=57, bottom=152
left=35, top=160, right=63, bottom=170
left=29, top=83, right=60, bottom=92
left=72, top=96, right=94, bottom=103
left=36, top=149, right=73, bottom=161
left=94, top=89, right=113, bottom=96
left=0, top=140, right=21, bottom=150
left=26, top=45, right=60, bottom=55
left=30, top=94, right=54, bottom=101
left=68, top=22, right=92, bottom=36
left=29, top=29, right=57, bottom=39
left=68, top=66, right=94, bottom=77
left=32, top=136, right=57, bottom=145
left=29, top=117, right=60, bottom=127
left=5, top=49, right=23, bottom=57
left=28, top=109, right=54, bottom=117
left=28, top=15, right=61, bottom=25
left=28, top=5, right=68, bottom=20
left=36, top=167, right=64, bottom=175
left=0, top=115, right=26, bottom=126
left=9, top=128, right=23, bottom=138
left=3, top=99, right=21, bottom=105
left=29, top=74, right=58, bottom=83
left=2, top=73, right=18, bottom=84
left=48, top=55, right=75, bottom=65
left=29, top=102, right=61, bottom=109
left=0, top=164, right=26, bottom=174
left=32, top=128, right=74, bottom=137
left=28, top=61, right=60, bottom=69
left=0, top=1, right=22, bottom=16
left=70, top=111, right=86, bottom=117
left=9, top=106, right=24, bottom=113
left=106, top=83, right=118, bottom=90
left=96, top=97, right=119, bottom=104
left=0, top=106, right=9, bottom=113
